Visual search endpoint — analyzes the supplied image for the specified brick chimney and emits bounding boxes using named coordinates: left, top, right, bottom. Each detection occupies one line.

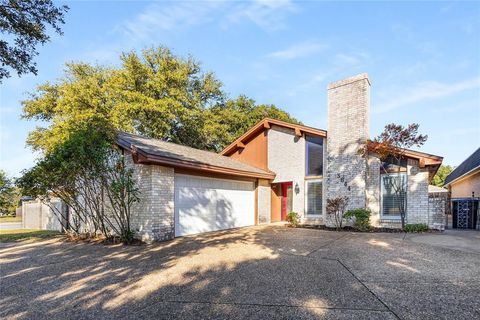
left=326, top=73, right=370, bottom=211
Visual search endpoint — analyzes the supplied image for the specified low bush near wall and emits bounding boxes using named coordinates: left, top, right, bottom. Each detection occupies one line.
left=286, top=212, right=299, bottom=227
left=344, top=208, right=371, bottom=231
left=404, top=223, right=429, bottom=233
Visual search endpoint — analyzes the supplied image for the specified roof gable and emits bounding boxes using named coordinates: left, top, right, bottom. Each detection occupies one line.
left=221, top=118, right=327, bottom=156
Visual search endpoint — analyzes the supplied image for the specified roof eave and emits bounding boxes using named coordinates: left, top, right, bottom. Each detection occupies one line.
left=117, top=138, right=275, bottom=180
left=444, top=166, right=480, bottom=187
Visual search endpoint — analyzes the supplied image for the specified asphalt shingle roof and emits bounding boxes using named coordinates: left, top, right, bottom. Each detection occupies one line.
left=444, top=147, right=480, bottom=186
left=116, top=131, right=273, bottom=177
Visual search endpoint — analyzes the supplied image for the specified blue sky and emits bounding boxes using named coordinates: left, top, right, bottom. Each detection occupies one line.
left=1, top=0, right=479, bottom=177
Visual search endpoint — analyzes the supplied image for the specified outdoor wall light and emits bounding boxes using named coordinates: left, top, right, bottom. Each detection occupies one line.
left=295, top=183, right=300, bottom=194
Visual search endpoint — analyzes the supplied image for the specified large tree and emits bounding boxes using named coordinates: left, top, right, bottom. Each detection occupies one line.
left=0, top=0, right=68, bottom=81
left=0, top=170, right=20, bottom=215
left=431, top=165, right=453, bottom=187
left=22, top=46, right=297, bottom=153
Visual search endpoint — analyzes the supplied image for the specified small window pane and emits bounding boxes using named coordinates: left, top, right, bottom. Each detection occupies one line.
left=381, top=174, right=407, bottom=217
left=306, top=135, right=323, bottom=176
left=306, top=181, right=322, bottom=216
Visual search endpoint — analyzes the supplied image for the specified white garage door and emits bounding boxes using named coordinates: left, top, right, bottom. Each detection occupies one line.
left=174, top=174, right=255, bottom=237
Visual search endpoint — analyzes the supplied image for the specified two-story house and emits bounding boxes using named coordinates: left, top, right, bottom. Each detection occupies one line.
left=117, top=73, right=443, bottom=242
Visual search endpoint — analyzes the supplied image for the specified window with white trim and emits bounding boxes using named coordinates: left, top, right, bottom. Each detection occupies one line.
left=305, top=135, right=323, bottom=176
left=305, top=180, right=322, bottom=216
left=381, top=173, right=407, bottom=218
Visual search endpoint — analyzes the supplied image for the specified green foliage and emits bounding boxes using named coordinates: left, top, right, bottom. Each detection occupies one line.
left=17, top=122, right=140, bottom=244
left=404, top=223, right=429, bottom=233
left=0, top=170, right=21, bottom=215
left=203, top=95, right=300, bottom=152
left=286, top=211, right=299, bottom=227
left=344, top=208, right=371, bottom=231
left=432, top=165, right=453, bottom=187
left=22, top=46, right=297, bottom=154
left=0, top=0, right=68, bottom=80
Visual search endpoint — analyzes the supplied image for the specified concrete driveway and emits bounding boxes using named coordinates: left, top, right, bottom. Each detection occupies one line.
left=0, top=226, right=479, bottom=320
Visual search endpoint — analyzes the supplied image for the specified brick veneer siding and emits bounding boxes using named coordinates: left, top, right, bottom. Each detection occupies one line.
left=257, top=179, right=271, bottom=224
left=366, top=156, right=437, bottom=229
left=126, top=153, right=175, bottom=243
left=268, top=125, right=306, bottom=218
left=428, top=193, right=447, bottom=230
left=366, top=155, right=381, bottom=226
left=406, top=159, right=429, bottom=225
left=326, top=74, right=370, bottom=224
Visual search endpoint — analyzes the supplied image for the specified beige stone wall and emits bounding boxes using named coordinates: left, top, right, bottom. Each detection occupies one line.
left=450, top=170, right=480, bottom=198
left=268, top=125, right=306, bottom=218
left=257, top=179, right=271, bottom=224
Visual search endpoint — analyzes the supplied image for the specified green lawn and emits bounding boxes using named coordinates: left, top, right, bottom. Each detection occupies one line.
left=0, top=229, right=60, bottom=243
left=0, top=216, right=22, bottom=223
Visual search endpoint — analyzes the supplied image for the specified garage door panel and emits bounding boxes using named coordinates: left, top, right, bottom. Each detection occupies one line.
left=175, top=175, right=255, bottom=237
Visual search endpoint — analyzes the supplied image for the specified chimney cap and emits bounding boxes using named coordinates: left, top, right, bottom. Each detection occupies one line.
left=328, top=73, right=370, bottom=90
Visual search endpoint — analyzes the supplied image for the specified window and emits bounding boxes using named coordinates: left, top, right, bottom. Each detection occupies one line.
left=381, top=173, right=407, bottom=218
left=306, top=180, right=322, bottom=216
left=306, top=135, right=323, bottom=176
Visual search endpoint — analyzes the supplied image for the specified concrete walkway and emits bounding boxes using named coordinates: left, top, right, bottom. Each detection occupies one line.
left=1, top=226, right=479, bottom=319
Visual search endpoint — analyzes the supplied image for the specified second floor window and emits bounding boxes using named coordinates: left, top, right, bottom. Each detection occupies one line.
left=306, top=135, right=323, bottom=176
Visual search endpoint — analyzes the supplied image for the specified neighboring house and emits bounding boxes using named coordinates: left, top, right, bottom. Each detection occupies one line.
left=444, top=148, right=480, bottom=199
left=117, top=73, right=444, bottom=242
left=444, top=148, right=480, bottom=230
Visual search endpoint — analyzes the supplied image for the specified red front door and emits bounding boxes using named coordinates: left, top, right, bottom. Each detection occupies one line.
left=281, top=182, right=293, bottom=221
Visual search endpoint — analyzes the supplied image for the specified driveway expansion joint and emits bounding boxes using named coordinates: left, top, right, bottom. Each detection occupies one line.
left=335, top=259, right=401, bottom=320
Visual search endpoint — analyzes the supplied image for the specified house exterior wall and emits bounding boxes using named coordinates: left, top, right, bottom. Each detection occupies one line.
left=366, top=155, right=381, bottom=226
left=450, top=170, right=480, bottom=198
left=257, top=179, right=271, bottom=224
left=366, top=156, right=440, bottom=229
left=326, top=73, right=370, bottom=223
left=127, top=154, right=175, bottom=243
left=268, top=125, right=306, bottom=217
left=406, top=159, right=430, bottom=225
left=229, top=130, right=268, bottom=171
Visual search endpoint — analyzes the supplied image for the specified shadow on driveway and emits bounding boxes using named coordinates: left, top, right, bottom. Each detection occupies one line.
left=1, top=225, right=479, bottom=319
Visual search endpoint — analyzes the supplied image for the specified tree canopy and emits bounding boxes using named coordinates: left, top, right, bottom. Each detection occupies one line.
left=0, top=0, right=68, bottom=80
left=22, top=46, right=298, bottom=153
left=0, top=170, right=20, bottom=215
left=431, top=165, right=453, bottom=187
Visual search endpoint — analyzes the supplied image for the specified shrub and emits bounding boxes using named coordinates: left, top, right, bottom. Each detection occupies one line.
left=344, top=208, right=371, bottom=231
left=404, top=223, right=429, bottom=233
left=326, top=197, right=349, bottom=230
left=286, top=212, right=299, bottom=227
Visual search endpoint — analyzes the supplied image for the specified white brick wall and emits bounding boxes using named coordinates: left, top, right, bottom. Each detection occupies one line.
left=126, top=154, right=175, bottom=243
left=326, top=74, right=370, bottom=217
left=366, top=156, right=434, bottom=229
left=257, top=179, right=271, bottom=224
left=268, top=125, right=306, bottom=218
left=406, top=159, right=429, bottom=225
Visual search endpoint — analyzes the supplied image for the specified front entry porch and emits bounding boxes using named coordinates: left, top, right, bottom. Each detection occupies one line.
left=271, top=182, right=293, bottom=222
